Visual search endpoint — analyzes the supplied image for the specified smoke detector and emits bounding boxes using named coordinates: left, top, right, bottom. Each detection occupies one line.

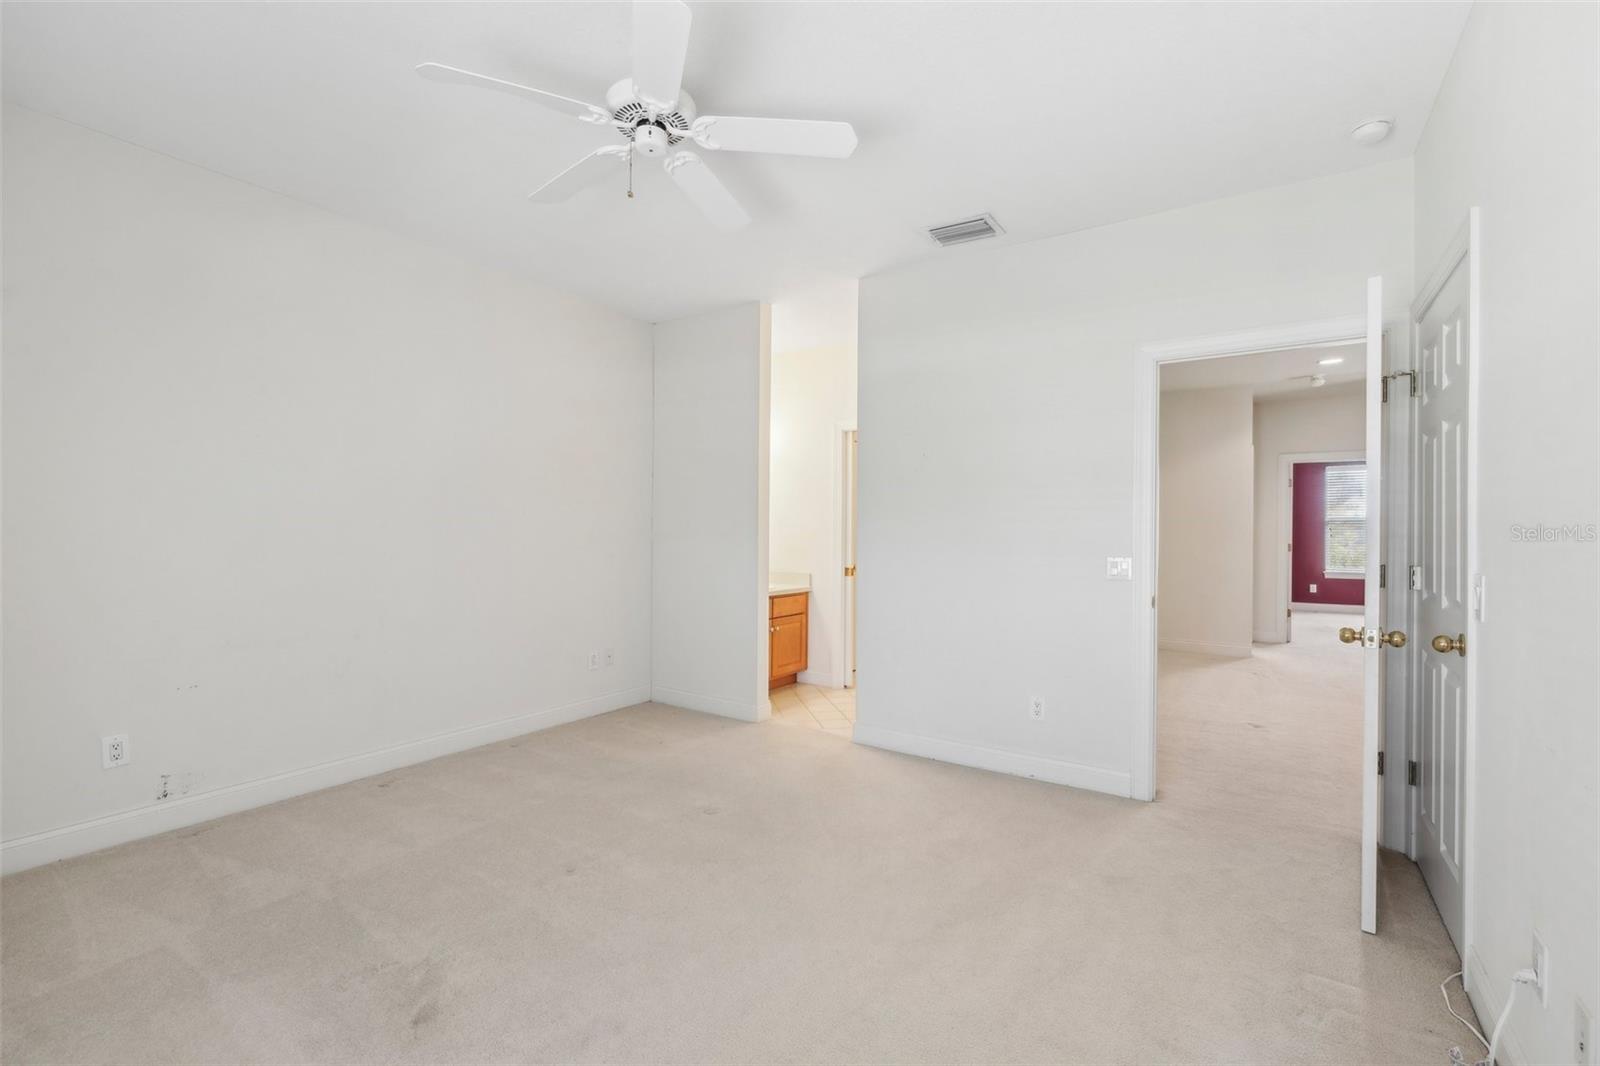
left=1310, top=374, right=1328, bottom=388
left=1351, top=118, right=1394, bottom=146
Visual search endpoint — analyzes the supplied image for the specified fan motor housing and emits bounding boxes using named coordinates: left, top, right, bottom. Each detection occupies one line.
left=632, top=125, right=670, bottom=156
left=605, top=78, right=695, bottom=153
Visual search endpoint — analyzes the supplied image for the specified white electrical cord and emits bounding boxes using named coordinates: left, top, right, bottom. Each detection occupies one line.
left=1443, top=967, right=1539, bottom=1066
left=1441, top=971, right=1489, bottom=1053
left=1485, top=968, right=1540, bottom=1066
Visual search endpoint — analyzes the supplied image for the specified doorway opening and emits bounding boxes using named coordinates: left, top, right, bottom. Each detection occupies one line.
left=1154, top=343, right=1372, bottom=816
left=1134, top=294, right=1411, bottom=936
left=763, top=281, right=859, bottom=738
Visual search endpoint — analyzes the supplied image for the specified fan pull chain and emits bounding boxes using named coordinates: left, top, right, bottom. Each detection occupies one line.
left=627, top=149, right=635, bottom=199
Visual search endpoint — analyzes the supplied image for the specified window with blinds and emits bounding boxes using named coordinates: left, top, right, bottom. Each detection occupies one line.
left=1323, top=463, right=1367, bottom=576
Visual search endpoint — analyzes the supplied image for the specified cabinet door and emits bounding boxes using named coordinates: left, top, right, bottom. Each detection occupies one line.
left=771, top=613, right=807, bottom=679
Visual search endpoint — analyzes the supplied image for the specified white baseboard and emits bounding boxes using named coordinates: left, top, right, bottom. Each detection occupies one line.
left=1158, top=638, right=1253, bottom=658
left=0, top=685, right=650, bottom=876
left=852, top=724, right=1132, bottom=799
left=649, top=685, right=762, bottom=722
left=1290, top=601, right=1364, bottom=614
left=1465, top=946, right=1528, bottom=1065
left=1253, top=630, right=1287, bottom=645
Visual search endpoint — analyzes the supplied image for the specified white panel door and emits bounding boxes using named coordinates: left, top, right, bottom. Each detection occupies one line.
left=1412, top=244, right=1472, bottom=951
left=1359, top=276, right=1385, bottom=934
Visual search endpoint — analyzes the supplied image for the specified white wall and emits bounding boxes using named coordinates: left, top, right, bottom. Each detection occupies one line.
left=651, top=303, right=771, bottom=721
left=1251, top=385, right=1366, bottom=642
left=1157, top=387, right=1254, bottom=657
left=1, top=107, right=654, bottom=869
left=1412, top=5, right=1599, bottom=1062
left=770, top=280, right=858, bottom=687
left=856, top=159, right=1412, bottom=797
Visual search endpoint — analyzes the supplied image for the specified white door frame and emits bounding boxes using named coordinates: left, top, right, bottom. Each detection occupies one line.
left=1277, top=450, right=1367, bottom=642
left=1407, top=208, right=1480, bottom=966
left=834, top=424, right=858, bottom=690
left=1132, top=315, right=1367, bottom=802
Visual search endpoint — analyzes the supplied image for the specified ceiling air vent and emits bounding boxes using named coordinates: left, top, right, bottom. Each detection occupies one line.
left=927, top=214, right=1004, bottom=248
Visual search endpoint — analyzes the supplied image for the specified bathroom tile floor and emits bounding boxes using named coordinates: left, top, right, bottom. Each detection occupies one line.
left=769, top=683, right=855, bottom=737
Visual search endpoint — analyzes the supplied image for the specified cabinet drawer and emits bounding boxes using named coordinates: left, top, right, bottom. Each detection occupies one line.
left=770, top=592, right=808, bottom=619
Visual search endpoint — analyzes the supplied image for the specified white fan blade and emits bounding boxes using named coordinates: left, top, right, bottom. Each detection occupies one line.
left=632, top=0, right=692, bottom=110
left=664, top=150, right=749, bottom=230
left=529, top=146, right=629, bottom=203
left=690, top=116, right=857, bottom=158
left=417, top=63, right=610, bottom=124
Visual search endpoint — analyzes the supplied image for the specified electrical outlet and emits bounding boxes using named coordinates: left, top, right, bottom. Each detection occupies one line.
left=1576, top=1000, right=1592, bottom=1064
left=1105, top=557, right=1132, bottom=580
left=1029, top=696, right=1044, bottom=720
left=604, top=648, right=615, bottom=668
left=1532, top=931, right=1550, bottom=1006
left=101, top=734, right=130, bottom=769
left=587, top=651, right=600, bottom=671
left=1309, top=582, right=1318, bottom=594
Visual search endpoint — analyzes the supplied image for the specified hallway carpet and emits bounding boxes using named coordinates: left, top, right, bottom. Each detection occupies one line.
left=2, top=613, right=1478, bottom=1063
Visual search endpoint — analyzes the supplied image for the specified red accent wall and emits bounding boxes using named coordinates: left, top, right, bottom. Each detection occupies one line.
left=1292, top=463, right=1365, bottom=606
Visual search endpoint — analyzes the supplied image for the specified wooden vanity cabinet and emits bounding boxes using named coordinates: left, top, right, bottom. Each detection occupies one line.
left=769, top=592, right=808, bottom=688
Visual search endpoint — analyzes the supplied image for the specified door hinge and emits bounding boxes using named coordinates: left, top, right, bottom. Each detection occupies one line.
left=1286, top=607, right=1292, bottom=618
left=1379, top=563, right=1386, bottom=589
left=1407, top=760, right=1419, bottom=787
left=1381, top=370, right=1417, bottom=403
left=844, top=565, right=856, bottom=577
left=1377, top=751, right=1385, bottom=776
left=1409, top=565, right=1423, bottom=591
left=1287, top=541, right=1293, bottom=553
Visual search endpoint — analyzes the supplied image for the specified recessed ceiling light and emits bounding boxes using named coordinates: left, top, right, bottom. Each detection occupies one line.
left=1351, top=118, right=1394, bottom=146
left=1318, top=356, right=1345, bottom=366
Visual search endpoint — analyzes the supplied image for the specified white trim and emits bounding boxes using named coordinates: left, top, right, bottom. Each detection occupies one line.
left=853, top=724, right=1132, bottom=798
left=650, top=685, right=764, bottom=722
left=753, top=305, right=774, bottom=721
left=1290, top=601, right=1364, bottom=614
left=0, top=685, right=651, bottom=875
left=1139, top=316, right=1370, bottom=362
left=833, top=423, right=859, bottom=690
left=1157, top=639, right=1253, bottom=658
left=1133, top=315, right=1366, bottom=803
left=1359, top=275, right=1384, bottom=935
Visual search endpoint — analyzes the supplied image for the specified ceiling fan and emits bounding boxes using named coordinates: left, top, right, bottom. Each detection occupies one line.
left=417, top=0, right=858, bottom=230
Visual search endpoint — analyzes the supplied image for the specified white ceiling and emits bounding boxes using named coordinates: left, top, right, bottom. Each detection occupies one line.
left=1160, top=342, right=1365, bottom=397
left=2, top=2, right=1470, bottom=322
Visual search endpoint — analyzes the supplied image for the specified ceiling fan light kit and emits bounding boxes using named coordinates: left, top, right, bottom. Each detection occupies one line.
left=417, top=0, right=858, bottom=230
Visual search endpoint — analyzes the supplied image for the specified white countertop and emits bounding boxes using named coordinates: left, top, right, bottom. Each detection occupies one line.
left=768, top=572, right=811, bottom=596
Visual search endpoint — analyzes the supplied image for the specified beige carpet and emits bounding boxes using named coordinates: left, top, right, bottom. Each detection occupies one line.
left=2, top=614, right=1478, bottom=1064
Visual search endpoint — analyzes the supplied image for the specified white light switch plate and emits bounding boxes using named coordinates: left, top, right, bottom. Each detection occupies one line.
left=1106, top=557, right=1132, bottom=580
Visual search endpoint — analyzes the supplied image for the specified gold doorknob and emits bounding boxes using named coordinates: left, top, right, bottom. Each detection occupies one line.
left=1431, top=633, right=1466, bottom=656
left=1339, top=627, right=1405, bottom=647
